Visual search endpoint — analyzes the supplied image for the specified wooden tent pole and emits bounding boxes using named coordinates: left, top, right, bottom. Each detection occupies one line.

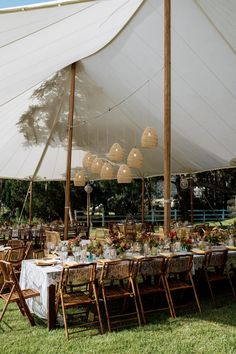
left=189, top=177, right=194, bottom=224
left=141, top=178, right=145, bottom=223
left=163, top=0, right=171, bottom=237
left=64, top=62, right=76, bottom=240
left=29, top=181, right=33, bottom=225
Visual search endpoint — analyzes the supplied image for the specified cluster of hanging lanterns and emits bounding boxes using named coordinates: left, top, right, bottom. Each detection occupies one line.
left=74, top=126, right=158, bottom=186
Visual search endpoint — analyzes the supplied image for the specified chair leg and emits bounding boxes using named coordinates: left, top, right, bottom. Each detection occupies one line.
left=204, top=271, right=216, bottom=305
left=60, top=292, right=69, bottom=340
left=93, top=284, right=104, bottom=335
left=0, top=285, right=15, bottom=322
left=161, top=276, right=175, bottom=318
left=163, top=276, right=176, bottom=318
left=226, top=271, right=236, bottom=299
left=189, top=273, right=201, bottom=313
left=130, top=280, right=141, bottom=327
left=102, top=286, right=111, bottom=332
left=135, top=280, right=146, bottom=325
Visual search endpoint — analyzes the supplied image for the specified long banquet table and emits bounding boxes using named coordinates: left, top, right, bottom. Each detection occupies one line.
left=20, top=251, right=236, bottom=330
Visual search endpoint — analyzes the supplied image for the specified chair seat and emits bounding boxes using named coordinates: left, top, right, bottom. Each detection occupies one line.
left=138, top=284, right=165, bottom=295
left=1, top=288, right=39, bottom=302
left=103, top=285, right=134, bottom=299
left=206, top=272, right=227, bottom=282
left=63, top=292, right=95, bottom=307
left=167, top=279, right=192, bottom=291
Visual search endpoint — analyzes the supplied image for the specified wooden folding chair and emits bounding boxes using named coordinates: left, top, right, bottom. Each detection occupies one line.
left=7, top=239, right=24, bottom=248
left=24, top=241, right=32, bottom=260
left=0, top=260, right=39, bottom=326
left=5, top=246, right=27, bottom=278
left=164, top=254, right=201, bottom=318
left=135, top=256, right=173, bottom=323
left=99, top=259, right=141, bottom=332
left=56, top=263, right=104, bottom=340
left=202, top=249, right=236, bottom=305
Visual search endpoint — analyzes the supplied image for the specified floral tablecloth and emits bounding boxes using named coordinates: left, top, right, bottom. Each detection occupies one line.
left=20, top=260, right=62, bottom=319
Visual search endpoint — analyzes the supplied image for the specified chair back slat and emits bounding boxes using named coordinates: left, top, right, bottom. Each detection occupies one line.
left=5, top=246, right=26, bottom=263
left=138, top=256, right=165, bottom=277
left=166, top=255, right=192, bottom=274
left=102, top=259, right=133, bottom=281
left=0, top=261, right=13, bottom=283
left=61, top=263, right=96, bottom=289
left=205, top=249, right=228, bottom=270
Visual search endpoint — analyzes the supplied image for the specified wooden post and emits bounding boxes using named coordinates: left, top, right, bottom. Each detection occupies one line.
left=64, top=62, right=76, bottom=240
left=163, top=0, right=171, bottom=237
left=87, top=192, right=90, bottom=228
left=29, top=181, right=33, bottom=225
left=189, top=177, right=194, bottom=224
left=141, top=178, right=145, bottom=223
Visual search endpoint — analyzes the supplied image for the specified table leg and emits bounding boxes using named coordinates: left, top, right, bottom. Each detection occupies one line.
left=48, top=284, right=56, bottom=330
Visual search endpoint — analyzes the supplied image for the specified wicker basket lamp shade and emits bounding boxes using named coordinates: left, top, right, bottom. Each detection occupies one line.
left=107, top=143, right=124, bottom=162
left=127, top=148, right=143, bottom=169
left=74, top=170, right=86, bottom=187
left=117, top=164, right=132, bottom=183
left=100, top=162, right=113, bottom=180
left=91, top=157, right=104, bottom=174
left=141, top=127, right=158, bottom=148
left=82, top=152, right=94, bottom=169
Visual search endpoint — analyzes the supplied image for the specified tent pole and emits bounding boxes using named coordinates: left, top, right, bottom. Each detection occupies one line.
left=189, top=177, right=194, bottom=224
left=29, top=181, right=33, bottom=226
left=141, top=178, right=145, bottom=224
left=163, top=0, right=171, bottom=237
left=64, top=62, right=76, bottom=240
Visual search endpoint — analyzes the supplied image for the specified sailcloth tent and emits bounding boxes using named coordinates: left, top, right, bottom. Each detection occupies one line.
left=0, top=0, right=236, bottom=181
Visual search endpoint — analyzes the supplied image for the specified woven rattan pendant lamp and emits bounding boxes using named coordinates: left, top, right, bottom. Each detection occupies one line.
left=74, top=170, right=86, bottom=187
left=100, top=162, right=113, bottom=180
left=91, top=157, right=104, bottom=174
left=82, top=152, right=94, bottom=170
left=108, top=143, right=124, bottom=162
left=127, top=148, right=143, bottom=169
left=141, top=127, right=158, bottom=148
left=117, top=164, right=132, bottom=183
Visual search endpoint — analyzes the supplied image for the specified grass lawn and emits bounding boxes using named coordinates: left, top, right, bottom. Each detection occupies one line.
left=0, top=300, right=236, bottom=354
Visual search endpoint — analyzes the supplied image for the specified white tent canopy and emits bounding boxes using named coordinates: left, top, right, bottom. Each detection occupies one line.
left=0, top=0, right=236, bottom=181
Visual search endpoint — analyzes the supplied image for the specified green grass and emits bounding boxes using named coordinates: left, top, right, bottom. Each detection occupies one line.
left=1, top=301, right=236, bottom=354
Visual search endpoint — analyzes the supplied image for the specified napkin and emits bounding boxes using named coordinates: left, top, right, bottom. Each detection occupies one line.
left=63, top=261, right=78, bottom=267
left=191, top=249, right=206, bottom=255
left=35, top=259, right=58, bottom=266
left=226, top=246, right=236, bottom=251
left=160, top=252, right=176, bottom=258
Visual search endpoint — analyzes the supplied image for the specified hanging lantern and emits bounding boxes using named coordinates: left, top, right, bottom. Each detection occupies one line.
left=100, top=162, right=113, bottom=180
left=91, top=157, right=104, bottom=174
left=117, top=164, right=132, bottom=183
left=82, top=152, right=94, bottom=169
left=107, top=143, right=124, bottom=162
left=74, top=170, right=86, bottom=187
left=141, top=127, right=158, bottom=148
left=127, top=148, right=143, bottom=169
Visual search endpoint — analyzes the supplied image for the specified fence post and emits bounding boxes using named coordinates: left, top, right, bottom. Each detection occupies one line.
left=222, top=209, right=225, bottom=220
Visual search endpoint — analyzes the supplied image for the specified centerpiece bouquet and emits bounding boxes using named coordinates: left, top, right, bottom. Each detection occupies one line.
left=87, top=240, right=103, bottom=257
left=106, top=230, right=129, bottom=255
left=203, top=227, right=228, bottom=245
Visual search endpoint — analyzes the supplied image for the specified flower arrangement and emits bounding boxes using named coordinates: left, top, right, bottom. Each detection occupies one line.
left=87, top=240, right=103, bottom=257
left=68, top=235, right=81, bottom=247
left=136, top=231, right=162, bottom=248
left=106, top=230, right=129, bottom=254
left=180, top=237, right=193, bottom=251
left=203, top=227, right=228, bottom=245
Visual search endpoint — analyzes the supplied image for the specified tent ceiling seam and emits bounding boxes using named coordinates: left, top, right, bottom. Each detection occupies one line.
left=194, top=0, right=236, bottom=57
